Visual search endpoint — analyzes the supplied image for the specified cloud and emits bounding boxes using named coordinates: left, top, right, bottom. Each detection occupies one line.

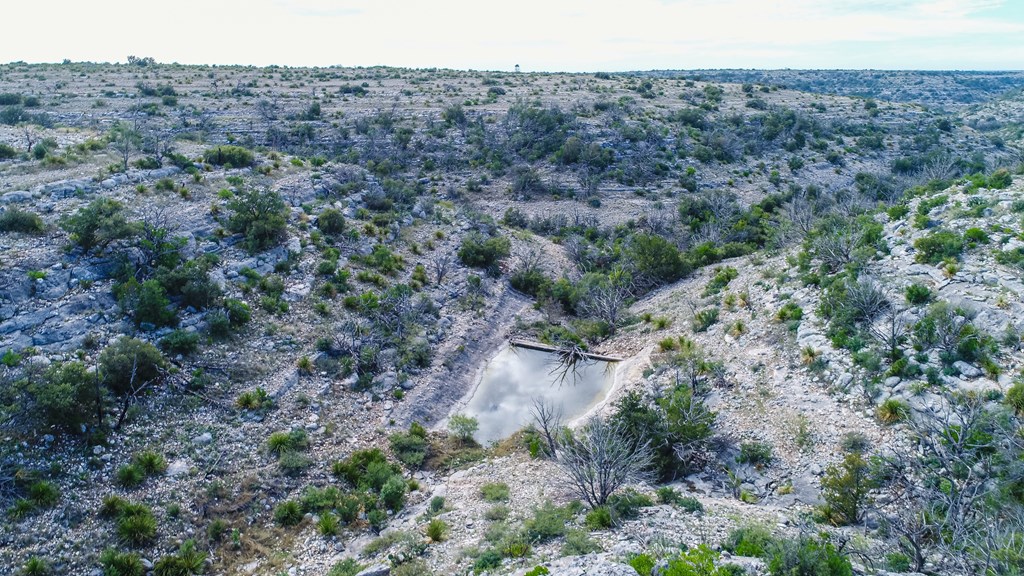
left=0, top=0, right=1020, bottom=70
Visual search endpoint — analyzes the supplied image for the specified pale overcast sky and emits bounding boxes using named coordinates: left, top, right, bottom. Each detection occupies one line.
left=5, top=0, right=1023, bottom=70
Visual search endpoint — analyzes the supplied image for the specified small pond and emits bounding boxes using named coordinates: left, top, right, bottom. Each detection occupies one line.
left=461, top=344, right=617, bottom=444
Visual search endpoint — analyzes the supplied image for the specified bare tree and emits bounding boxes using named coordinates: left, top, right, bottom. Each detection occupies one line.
left=430, top=251, right=454, bottom=284
left=812, top=223, right=868, bottom=272
left=881, top=391, right=1023, bottom=574
left=110, top=120, right=142, bottom=171
left=112, top=355, right=161, bottom=430
left=916, top=153, right=958, bottom=183
left=558, top=416, right=653, bottom=507
left=913, top=302, right=976, bottom=360
left=870, top=306, right=908, bottom=361
left=563, top=235, right=592, bottom=274
left=781, top=193, right=819, bottom=241
left=845, top=276, right=890, bottom=323
left=576, top=268, right=632, bottom=334
left=141, top=121, right=176, bottom=166
left=530, top=397, right=563, bottom=457
left=20, top=123, right=38, bottom=154
left=133, top=204, right=184, bottom=277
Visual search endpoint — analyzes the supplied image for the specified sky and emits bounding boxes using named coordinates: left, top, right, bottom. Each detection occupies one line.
left=4, top=0, right=1023, bottom=71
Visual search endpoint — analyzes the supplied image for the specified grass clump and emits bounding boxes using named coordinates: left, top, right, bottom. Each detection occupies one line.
left=115, top=503, right=158, bottom=546
left=328, top=559, right=364, bottom=576
left=426, top=518, right=448, bottom=542
left=153, top=540, right=206, bottom=576
left=480, top=482, right=510, bottom=502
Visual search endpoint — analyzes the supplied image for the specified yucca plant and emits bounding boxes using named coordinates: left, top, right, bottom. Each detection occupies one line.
left=21, top=556, right=50, bottom=576
left=116, top=464, right=146, bottom=488
left=99, top=549, right=145, bottom=576
left=877, top=398, right=910, bottom=425
left=133, top=450, right=167, bottom=476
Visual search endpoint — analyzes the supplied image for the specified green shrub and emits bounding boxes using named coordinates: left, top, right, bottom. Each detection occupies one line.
left=1, top=348, right=21, bottom=367
left=663, top=545, right=728, bottom=576
left=0, top=208, right=45, bottom=234
left=203, top=145, right=254, bottom=167
left=236, top=387, right=274, bottom=411
left=118, top=279, right=177, bottom=327
left=914, top=230, right=963, bottom=264
left=448, top=413, right=479, bottom=443
left=509, top=265, right=550, bottom=296
left=737, top=441, right=773, bottom=465
left=317, top=512, right=340, bottom=536
left=332, top=448, right=395, bottom=487
left=480, top=482, right=510, bottom=502
left=525, top=500, right=572, bottom=542
left=607, top=489, right=653, bottom=522
left=318, top=208, right=345, bottom=235
left=473, top=548, right=503, bottom=572
left=0, top=142, right=17, bottom=159
left=154, top=259, right=222, bottom=310
left=820, top=452, right=876, bottom=526
left=380, top=475, right=407, bottom=510
left=224, top=298, right=252, bottom=326
left=995, top=247, right=1024, bottom=270
left=628, top=233, right=688, bottom=287
left=584, top=506, right=612, bottom=529
left=390, top=429, right=428, bottom=469
left=483, top=504, right=509, bottom=522
left=562, top=529, right=602, bottom=555
left=159, top=329, right=199, bottom=355
left=227, top=188, right=288, bottom=252
left=62, top=198, right=136, bottom=252
left=767, top=535, right=852, bottom=576
left=724, top=524, right=776, bottom=557
left=99, top=549, right=145, bottom=576
left=987, top=168, right=1013, bottom=189
left=963, top=227, right=990, bottom=245
left=886, top=552, right=912, bottom=572
left=655, top=487, right=704, bottom=513
left=31, top=361, right=96, bottom=431
left=629, top=553, right=656, bottom=575
left=458, top=232, right=510, bottom=274
left=274, top=500, right=303, bottom=526
left=100, top=338, right=167, bottom=395
left=1005, top=380, right=1024, bottom=415
left=904, top=282, right=932, bottom=305
left=278, top=450, right=311, bottom=477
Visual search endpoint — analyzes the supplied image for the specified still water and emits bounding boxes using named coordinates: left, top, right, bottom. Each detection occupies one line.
left=462, top=345, right=617, bottom=444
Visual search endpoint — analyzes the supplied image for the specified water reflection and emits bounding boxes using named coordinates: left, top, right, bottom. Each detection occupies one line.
left=463, top=345, right=616, bottom=444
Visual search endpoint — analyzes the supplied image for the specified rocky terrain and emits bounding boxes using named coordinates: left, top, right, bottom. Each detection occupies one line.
left=1, top=62, right=1023, bottom=576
